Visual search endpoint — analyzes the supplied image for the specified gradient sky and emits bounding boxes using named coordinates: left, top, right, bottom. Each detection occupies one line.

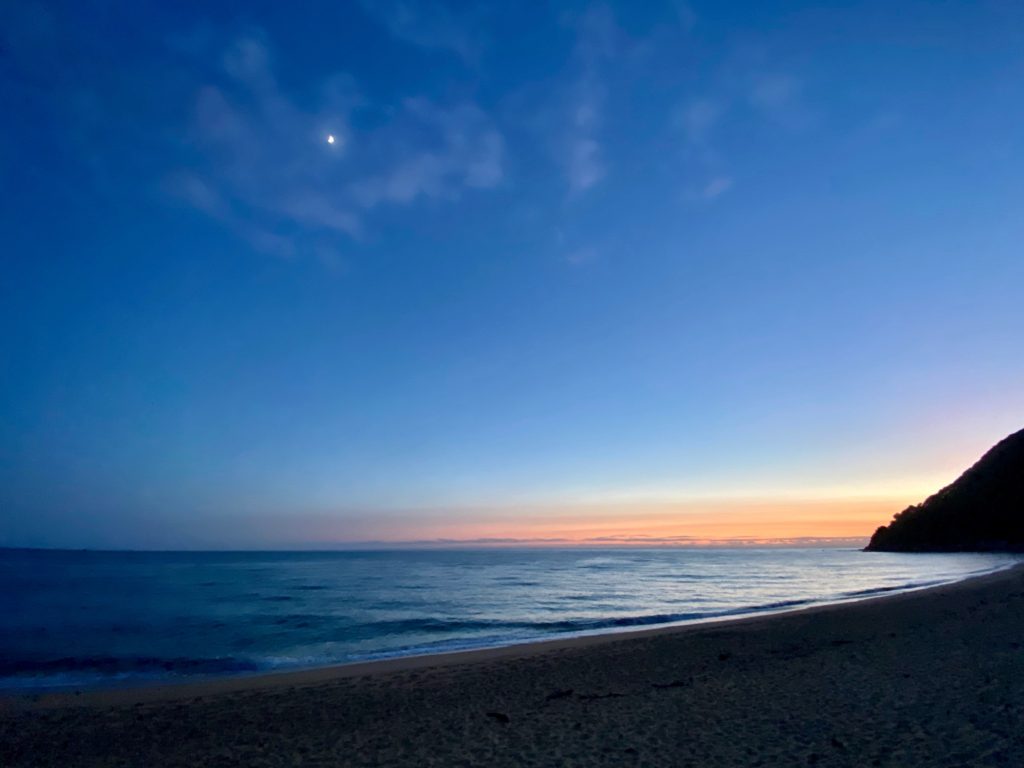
left=2, top=0, right=1023, bottom=549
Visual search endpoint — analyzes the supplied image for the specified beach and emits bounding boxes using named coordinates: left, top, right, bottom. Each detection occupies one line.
left=3, top=563, right=1023, bottom=766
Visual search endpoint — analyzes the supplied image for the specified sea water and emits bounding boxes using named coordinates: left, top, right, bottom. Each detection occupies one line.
left=1, top=547, right=1016, bottom=690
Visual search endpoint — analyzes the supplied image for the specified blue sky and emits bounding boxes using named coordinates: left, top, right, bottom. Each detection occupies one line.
left=2, top=0, right=1022, bottom=548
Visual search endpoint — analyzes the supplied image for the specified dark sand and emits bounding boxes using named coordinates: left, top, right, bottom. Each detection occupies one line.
left=4, top=564, right=1024, bottom=767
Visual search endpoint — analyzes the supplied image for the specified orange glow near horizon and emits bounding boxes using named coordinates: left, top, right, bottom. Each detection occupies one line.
left=303, top=495, right=913, bottom=547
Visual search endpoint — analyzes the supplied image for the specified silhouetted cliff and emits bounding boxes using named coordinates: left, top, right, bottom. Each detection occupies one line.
left=866, top=427, right=1024, bottom=552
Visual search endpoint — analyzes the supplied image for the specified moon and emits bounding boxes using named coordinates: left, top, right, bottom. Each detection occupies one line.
left=327, top=134, right=336, bottom=144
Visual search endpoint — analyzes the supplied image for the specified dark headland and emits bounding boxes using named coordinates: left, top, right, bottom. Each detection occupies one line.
left=867, top=426, right=1024, bottom=552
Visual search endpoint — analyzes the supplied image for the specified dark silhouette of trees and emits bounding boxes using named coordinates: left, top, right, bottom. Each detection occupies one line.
left=866, top=427, right=1024, bottom=552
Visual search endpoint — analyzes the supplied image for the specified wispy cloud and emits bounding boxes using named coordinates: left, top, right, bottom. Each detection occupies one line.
left=748, top=73, right=812, bottom=129
left=170, top=31, right=504, bottom=257
left=700, top=175, right=733, bottom=200
left=563, top=4, right=618, bottom=194
left=350, top=99, right=503, bottom=208
left=670, top=1, right=698, bottom=33
left=671, top=62, right=810, bottom=201
left=358, top=0, right=481, bottom=62
left=674, top=98, right=723, bottom=149
left=567, top=137, right=604, bottom=193
left=673, top=98, right=733, bottom=203
left=165, top=172, right=227, bottom=219
left=565, top=245, right=598, bottom=266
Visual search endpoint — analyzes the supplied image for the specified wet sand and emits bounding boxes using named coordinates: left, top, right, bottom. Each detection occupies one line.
left=3, top=563, right=1024, bottom=766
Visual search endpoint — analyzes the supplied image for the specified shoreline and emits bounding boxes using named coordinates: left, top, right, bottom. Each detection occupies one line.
left=5, top=559, right=1024, bottom=766
left=7, top=560, right=1020, bottom=712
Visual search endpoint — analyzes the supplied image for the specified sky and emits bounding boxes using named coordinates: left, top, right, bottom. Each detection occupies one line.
left=1, top=0, right=1022, bottom=549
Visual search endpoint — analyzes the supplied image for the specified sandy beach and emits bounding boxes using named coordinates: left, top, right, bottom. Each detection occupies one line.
left=3, top=563, right=1023, bottom=766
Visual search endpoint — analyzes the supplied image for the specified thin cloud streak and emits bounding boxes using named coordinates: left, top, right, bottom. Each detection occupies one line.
left=701, top=175, right=733, bottom=200
left=358, top=0, right=482, bottom=62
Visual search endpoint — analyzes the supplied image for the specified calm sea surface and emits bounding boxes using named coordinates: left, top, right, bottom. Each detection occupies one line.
left=1, top=548, right=1017, bottom=690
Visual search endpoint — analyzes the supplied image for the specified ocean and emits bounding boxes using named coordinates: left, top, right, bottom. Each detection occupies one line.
left=1, top=547, right=1017, bottom=691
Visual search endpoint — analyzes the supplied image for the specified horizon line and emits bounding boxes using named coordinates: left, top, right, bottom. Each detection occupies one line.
left=0, top=535, right=871, bottom=553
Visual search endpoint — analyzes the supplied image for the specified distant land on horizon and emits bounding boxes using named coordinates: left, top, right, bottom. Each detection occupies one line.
left=0, top=535, right=871, bottom=553
left=867, top=427, right=1024, bottom=553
